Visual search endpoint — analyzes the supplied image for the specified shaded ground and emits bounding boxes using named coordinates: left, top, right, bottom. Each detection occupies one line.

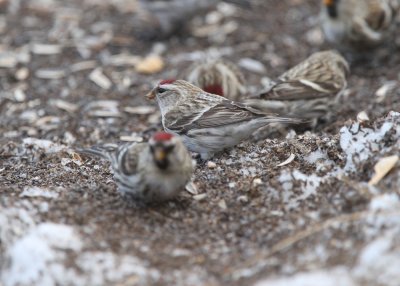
left=1, top=0, right=400, bottom=285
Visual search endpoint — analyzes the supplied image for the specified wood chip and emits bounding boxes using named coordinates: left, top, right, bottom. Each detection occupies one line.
left=218, top=199, right=227, bottom=210
left=89, top=68, right=112, bottom=89
left=124, top=106, right=156, bottom=115
left=135, top=55, right=164, bottom=74
left=277, top=153, right=295, bottom=167
left=252, top=178, right=263, bottom=187
left=70, top=60, right=97, bottom=73
left=119, top=135, right=144, bottom=142
left=368, top=155, right=399, bottom=186
left=237, top=195, right=248, bottom=203
left=193, top=193, right=207, bottom=201
left=108, top=53, right=140, bottom=67
left=31, top=43, right=62, bottom=55
left=0, top=52, right=17, bottom=68
left=185, top=181, right=199, bottom=195
left=375, top=81, right=397, bottom=102
left=51, top=99, right=79, bottom=113
left=35, top=68, right=66, bottom=79
left=357, top=111, right=370, bottom=123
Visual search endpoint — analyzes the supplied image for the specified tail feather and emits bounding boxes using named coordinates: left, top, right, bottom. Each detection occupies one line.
left=76, top=143, right=119, bottom=161
left=262, top=115, right=311, bottom=125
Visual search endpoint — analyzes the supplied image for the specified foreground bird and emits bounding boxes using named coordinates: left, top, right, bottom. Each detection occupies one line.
left=250, top=50, right=349, bottom=126
left=186, top=59, right=246, bottom=100
left=78, top=132, right=194, bottom=203
left=320, top=0, right=399, bottom=51
left=146, top=79, right=306, bottom=159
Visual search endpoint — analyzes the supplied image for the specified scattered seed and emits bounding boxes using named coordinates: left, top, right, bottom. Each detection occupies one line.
left=237, top=195, right=248, bottom=203
left=277, top=153, right=295, bottom=167
left=31, top=43, right=62, bottom=55
left=207, top=161, right=217, bottom=169
left=124, top=106, right=156, bottom=115
left=15, top=67, right=29, bottom=80
left=51, top=99, right=79, bottom=113
left=218, top=199, right=227, bottom=210
left=252, top=178, right=263, bottom=187
left=89, top=68, right=112, bottom=89
left=0, top=52, right=17, bottom=68
left=119, top=135, right=144, bottom=142
left=238, top=58, right=266, bottom=74
left=193, top=193, right=207, bottom=201
left=185, top=181, right=199, bottom=195
left=70, top=60, right=97, bottom=73
left=35, top=68, right=66, bottom=79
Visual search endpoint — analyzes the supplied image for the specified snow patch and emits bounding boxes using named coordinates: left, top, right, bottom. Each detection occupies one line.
left=340, top=121, right=394, bottom=172
left=20, top=186, right=59, bottom=199
left=354, top=232, right=400, bottom=286
left=2, top=223, right=82, bottom=286
left=254, top=267, right=355, bottom=286
left=77, top=252, right=160, bottom=285
left=22, top=137, right=67, bottom=153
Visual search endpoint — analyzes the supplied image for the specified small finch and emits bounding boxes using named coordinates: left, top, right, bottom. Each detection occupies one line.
left=146, top=79, right=306, bottom=159
left=320, top=0, right=399, bottom=51
left=248, top=50, right=349, bottom=126
left=186, top=58, right=246, bottom=100
left=78, top=132, right=194, bottom=203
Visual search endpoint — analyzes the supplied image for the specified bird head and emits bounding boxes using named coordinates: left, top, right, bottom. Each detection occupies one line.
left=323, top=0, right=339, bottom=18
left=202, top=84, right=224, bottom=97
left=148, top=132, right=178, bottom=170
left=146, top=79, right=205, bottom=115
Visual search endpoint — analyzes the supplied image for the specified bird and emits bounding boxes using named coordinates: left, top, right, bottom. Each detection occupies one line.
left=248, top=50, right=350, bottom=126
left=320, top=0, right=399, bottom=51
left=186, top=58, right=246, bottom=100
left=78, top=132, right=194, bottom=203
left=146, top=79, right=307, bottom=159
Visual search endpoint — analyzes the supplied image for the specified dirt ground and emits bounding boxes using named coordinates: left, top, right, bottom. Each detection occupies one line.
left=1, top=0, right=400, bottom=285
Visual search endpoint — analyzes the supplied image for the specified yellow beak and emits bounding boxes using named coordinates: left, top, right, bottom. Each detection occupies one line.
left=145, top=88, right=156, bottom=100
left=154, top=149, right=166, bottom=162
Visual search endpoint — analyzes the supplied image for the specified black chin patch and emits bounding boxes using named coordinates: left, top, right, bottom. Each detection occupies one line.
left=155, top=158, right=169, bottom=170
left=327, top=2, right=338, bottom=18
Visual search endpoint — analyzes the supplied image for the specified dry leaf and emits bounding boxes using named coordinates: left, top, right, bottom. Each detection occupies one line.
left=135, top=55, right=164, bottom=74
left=368, top=155, right=399, bottom=186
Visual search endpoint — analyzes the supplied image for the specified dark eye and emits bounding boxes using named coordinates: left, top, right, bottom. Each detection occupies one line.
left=157, top=87, right=167, bottom=94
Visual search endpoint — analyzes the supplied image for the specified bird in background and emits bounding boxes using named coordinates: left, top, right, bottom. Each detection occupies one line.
left=186, top=58, right=246, bottom=100
left=320, top=0, right=399, bottom=52
left=246, top=50, right=349, bottom=127
left=78, top=132, right=194, bottom=203
left=146, top=79, right=307, bottom=160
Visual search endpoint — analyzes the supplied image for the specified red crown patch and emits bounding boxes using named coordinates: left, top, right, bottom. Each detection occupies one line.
left=159, top=79, right=176, bottom=85
left=152, top=132, right=174, bottom=142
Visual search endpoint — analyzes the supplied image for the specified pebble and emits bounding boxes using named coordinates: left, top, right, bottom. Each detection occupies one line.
left=207, top=161, right=217, bottom=169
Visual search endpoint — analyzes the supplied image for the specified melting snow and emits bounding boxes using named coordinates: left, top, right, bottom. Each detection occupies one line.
left=20, top=186, right=59, bottom=199
left=340, top=121, right=394, bottom=172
